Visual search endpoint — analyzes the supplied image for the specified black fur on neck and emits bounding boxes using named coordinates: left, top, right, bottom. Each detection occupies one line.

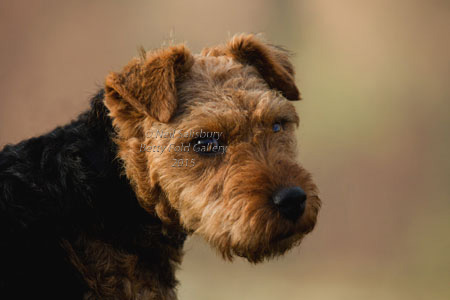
left=0, top=89, right=186, bottom=299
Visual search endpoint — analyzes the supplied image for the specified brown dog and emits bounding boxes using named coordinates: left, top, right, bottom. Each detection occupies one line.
left=0, top=34, right=319, bottom=299
left=91, top=33, right=321, bottom=298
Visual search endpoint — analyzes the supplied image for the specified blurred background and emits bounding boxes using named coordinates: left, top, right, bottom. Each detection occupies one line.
left=1, top=0, right=449, bottom=299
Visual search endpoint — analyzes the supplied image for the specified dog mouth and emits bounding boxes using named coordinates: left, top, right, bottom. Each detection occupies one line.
left=271, top=230, right=303, bottom=245
left=232, top=231, right=304, bottom=263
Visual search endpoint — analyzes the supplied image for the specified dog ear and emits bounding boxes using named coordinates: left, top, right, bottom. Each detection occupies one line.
left=225, top=34, right=300, bottom=100
left=104, top=45, right=194, bottom=123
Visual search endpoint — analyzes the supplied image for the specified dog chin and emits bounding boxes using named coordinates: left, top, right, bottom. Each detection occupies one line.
left=230, top=233, right=304, bottom=263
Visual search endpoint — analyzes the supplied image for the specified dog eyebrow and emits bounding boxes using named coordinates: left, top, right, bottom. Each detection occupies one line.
left=251, top=98, right=300, bottom=127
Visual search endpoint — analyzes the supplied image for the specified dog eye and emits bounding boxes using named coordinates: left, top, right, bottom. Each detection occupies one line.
left=192, top=138, right=221, bottom=155
left=195, top=138, right=219, bottom=147
left=272, top=122, right=282, bottom=133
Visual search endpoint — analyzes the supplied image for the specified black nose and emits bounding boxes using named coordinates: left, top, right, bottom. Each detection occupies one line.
left=272, top=187, right=307, bottom=221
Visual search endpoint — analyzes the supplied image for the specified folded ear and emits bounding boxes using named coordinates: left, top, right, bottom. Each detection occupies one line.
left=105, top=44, right=194, bottom=123
left=225, top=34, right=300, bottom=100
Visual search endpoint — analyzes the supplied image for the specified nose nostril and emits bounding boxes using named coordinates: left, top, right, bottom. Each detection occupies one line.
left=272, top=186, right=307, bottom=221
left=298, top=190, right=307, bottom=204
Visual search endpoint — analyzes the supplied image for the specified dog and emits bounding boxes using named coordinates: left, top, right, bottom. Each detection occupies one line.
left=0, top=34, right=321, bottom=299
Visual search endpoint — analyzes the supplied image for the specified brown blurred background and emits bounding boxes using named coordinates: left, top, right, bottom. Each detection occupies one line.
left=1, top=0, right=449, bottom=299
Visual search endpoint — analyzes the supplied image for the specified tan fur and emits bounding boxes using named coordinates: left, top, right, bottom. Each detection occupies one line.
left=92, top=34, right=321, bottom=298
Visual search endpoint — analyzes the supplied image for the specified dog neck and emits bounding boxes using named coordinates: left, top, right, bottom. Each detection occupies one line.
left=63, top=90, right=187, bottom=299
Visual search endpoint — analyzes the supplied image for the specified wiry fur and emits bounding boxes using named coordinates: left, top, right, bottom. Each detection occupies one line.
left=0, top=34, right=320, bottom=299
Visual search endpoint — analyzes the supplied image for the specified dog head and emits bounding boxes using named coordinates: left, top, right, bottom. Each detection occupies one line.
left=104, top=34, right=321, bottom=263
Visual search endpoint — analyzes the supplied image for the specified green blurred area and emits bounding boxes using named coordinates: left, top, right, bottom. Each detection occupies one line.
left=0, top=0, right=449, bottom=299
